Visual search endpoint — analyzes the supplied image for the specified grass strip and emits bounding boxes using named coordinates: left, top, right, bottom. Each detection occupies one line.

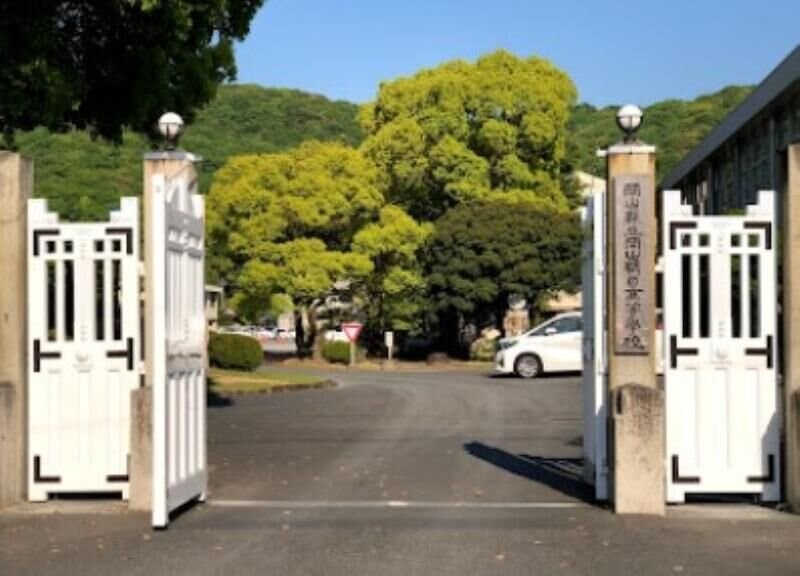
left=209, top=368, right=333, bottom=395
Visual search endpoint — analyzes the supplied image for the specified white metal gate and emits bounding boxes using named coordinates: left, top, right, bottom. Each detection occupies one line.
left=150, top=168, right=207, bottom=528
left=581, top=191, right=608, bottom=500
left=663, top=189, right=780, bottom=502
left=27, top=198, right=140, bottom=500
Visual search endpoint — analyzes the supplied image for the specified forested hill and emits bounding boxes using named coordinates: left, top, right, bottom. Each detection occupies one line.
left=16, top=82, right=751, bottom=221
left=16, top=85, right=363, bottom=221
left=565, top=85, right=752, bottom=182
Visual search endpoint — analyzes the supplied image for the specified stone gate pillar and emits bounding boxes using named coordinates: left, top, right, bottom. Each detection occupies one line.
left=0, top=152, right=33, bottom=509
left=784, top=143, right=800, bottom=512
left=604, top=107, right=664, bottom=515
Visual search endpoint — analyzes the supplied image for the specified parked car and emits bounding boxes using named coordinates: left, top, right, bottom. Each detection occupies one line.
left=494, top=312, right=583, bottom=378
left=275, top=328, right=296, bottom=340
left=324, top=326, right=350, bottom=342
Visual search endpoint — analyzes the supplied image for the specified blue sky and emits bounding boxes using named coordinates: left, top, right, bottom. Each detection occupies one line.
left=234, top=0, right=798, bottom=106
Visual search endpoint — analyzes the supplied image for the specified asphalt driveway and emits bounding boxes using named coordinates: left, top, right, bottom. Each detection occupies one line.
left=207, top=368, right=588, bottom=504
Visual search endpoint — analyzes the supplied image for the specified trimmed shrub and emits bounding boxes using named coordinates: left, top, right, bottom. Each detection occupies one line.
left=469, top=337, right=498, bottom=361
left=209, top=332, right=263, bottom=371
left=322, top=341, right=353, bottom=365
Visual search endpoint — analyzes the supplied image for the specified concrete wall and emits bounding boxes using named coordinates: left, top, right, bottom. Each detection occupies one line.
left=0, top=153, right=32, bottom=509
left=784, top=144, right=800, bottom=511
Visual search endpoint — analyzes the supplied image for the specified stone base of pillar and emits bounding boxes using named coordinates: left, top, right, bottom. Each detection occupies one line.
left=611, top=384, right=665, bottom=515
left=129, top=389, right=152, bottom=511
left=0, top=383, right=21, bottom=509
left=787, top=390, right=800, bottom=513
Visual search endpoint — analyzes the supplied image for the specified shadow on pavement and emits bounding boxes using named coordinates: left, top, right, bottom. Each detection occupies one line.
left=207, top=388, right=234, bottom=408
left=463, top=441, right=595, bottom=504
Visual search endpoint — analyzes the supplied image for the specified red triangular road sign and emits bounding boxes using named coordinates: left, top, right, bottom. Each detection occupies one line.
left=342, top=322, right=363, bottom=343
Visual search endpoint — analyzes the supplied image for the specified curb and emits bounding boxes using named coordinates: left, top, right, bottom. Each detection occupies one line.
left=212, top=379, right=338, bottom=397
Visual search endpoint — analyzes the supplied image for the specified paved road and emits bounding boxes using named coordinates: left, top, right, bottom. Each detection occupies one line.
left=208, top=368, right=588, bottom=504
left=2, top=369, right=800, bottom=575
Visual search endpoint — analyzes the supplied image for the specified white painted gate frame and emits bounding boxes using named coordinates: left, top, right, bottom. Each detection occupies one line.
left=581, top=190, right=608, bottom=500
left=27, top=198, right=140, bottom=500
left=150, top=169, right=208, bottom=528
left=662, top=189, right=780, bottom=502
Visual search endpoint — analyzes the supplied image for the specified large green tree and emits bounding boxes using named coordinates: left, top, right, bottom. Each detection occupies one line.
left=360, top=50, right=577, bottom=220
left=206, top=141, right=387, bottom=351
left=0, top=0, right=264, bottom=145
left=352, top=205, right=432, bottom=338
left=425, top=200, right=582, bottom=347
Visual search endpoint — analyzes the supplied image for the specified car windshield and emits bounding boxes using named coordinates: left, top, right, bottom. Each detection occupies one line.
left=528, top=315, right=582, bottom=336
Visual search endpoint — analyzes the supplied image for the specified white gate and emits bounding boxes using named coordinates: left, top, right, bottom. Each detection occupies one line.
left=663, top=189, right=780, bottom=502
left=149, top=168, right=207, bottom=528
left=581, top=190, right=608, bottom=500
left=27, top=199, right=140, bottom=500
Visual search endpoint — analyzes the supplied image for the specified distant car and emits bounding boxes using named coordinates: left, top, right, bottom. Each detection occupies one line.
left=275, top=328, right=295, bottom=340
left=324, top=326, right=349, bottom=342
left=494, top=312, right=583, bottom=378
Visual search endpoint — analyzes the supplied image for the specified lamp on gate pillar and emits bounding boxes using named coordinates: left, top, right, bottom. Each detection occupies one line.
left=616, top=104, right=644, bottom=143
left=157, top=112, right=184, bottom=151
left=601, top=104, right=664, bottom=515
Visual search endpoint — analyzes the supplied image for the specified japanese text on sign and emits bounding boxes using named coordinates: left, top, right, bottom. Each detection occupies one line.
left=614, top=175, right=651, bottom=355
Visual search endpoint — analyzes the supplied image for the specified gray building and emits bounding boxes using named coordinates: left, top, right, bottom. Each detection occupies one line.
left=662, top=45, right=800, bottom=215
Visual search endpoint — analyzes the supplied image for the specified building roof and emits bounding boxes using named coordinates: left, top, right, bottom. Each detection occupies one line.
left=661, top=45, right=800, bottom=189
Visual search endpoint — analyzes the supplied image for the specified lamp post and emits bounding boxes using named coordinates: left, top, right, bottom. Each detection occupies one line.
left=616, top=104, right=644, bottom=143
left=157, top=112, right=184, bottom=150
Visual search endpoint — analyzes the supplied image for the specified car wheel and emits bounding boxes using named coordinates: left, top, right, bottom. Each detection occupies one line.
left=515, top=354, right=542, bottom=379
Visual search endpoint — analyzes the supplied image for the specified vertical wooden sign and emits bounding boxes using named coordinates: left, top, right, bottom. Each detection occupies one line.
left=613, top=175, right=652, bottom=355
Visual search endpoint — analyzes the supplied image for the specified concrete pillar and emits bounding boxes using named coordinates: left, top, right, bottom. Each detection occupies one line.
left=784, top=143, right=800, bottom=512
left=605, top=143, right=665, bottom=515
left=128, top=389, right=152, bottom=510
left=0, top=152, right=32, bottom=509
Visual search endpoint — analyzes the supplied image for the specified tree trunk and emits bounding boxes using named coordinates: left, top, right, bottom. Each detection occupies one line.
left=294, top=308, right=308, bottom=358
left=309, top=305, right=323, bottom=361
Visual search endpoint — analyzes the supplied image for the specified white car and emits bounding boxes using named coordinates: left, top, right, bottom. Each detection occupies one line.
left=494, top=312, right=583, bottom=378
left=324, top=327, right=350, bottom=343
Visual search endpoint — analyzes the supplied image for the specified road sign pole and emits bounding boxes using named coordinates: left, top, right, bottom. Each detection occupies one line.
left=342, top=322, right=363, bottom=368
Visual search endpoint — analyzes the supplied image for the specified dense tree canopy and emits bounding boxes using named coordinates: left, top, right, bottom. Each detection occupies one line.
left=0, top=0, right=264, bottom=145
left=207, top=140, right=383, bottom=295
left=360, top=50, right=577, bottom=220
left=352, top=205, right=433, bottom=335
left=425, top=199, right=582, bottom=335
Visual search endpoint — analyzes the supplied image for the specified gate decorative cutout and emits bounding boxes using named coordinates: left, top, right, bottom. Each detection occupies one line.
left=27, top=198, right=140, bottom=500
left=581, top=191, right=608, bottom=500
left=663, top=189, right=780, bottom=502
left=150, top=168, right=207, bottom=528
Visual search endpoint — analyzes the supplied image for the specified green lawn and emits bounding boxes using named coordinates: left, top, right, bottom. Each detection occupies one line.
left=208, top=368, right=329, bottom=395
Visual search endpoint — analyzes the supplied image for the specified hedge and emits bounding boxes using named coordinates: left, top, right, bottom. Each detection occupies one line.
left=322, top=341, right=353, bottom=364
left=209, top=332, right=263, bottom=371
left=470, top=337, right=498, bottom=361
